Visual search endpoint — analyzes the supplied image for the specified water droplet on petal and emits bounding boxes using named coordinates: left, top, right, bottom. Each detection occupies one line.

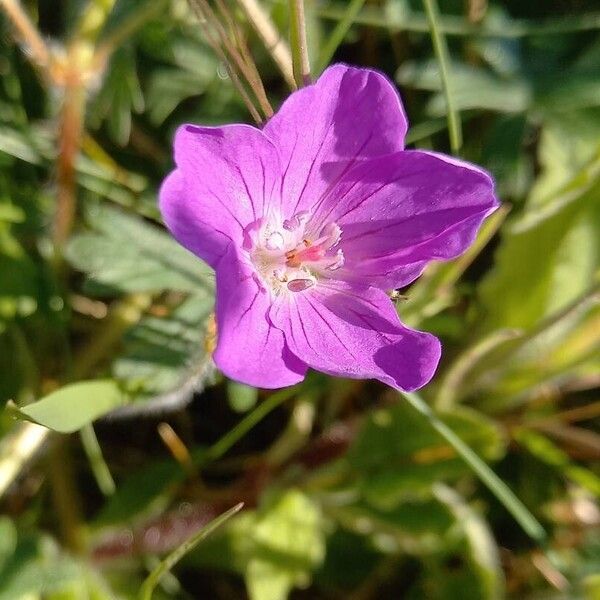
left=266, top=231, right=285, bottom=250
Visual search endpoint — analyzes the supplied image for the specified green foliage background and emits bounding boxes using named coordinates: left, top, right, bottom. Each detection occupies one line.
left=0, top=0, right=599, bottom=598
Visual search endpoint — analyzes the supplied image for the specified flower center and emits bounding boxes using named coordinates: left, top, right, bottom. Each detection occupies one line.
left=246, top=211, right=344, bottom=295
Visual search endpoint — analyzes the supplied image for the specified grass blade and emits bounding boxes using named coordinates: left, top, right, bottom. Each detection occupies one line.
left=401, top=391, right=546, bottom=543
left=139, top=502, right=244, bottom=600
left=203, top=386, right=300, bottom=464
left=421, top=0, right=462, bottom=154
left=317, top=0, right=366, bottom=73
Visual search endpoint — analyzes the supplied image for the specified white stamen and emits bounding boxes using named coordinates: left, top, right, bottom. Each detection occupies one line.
left=287, top=278, right=316, bottom=292
left=283, top=211, right=310, bottom=231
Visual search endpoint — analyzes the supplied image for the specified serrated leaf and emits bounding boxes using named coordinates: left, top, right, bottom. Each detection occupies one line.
left=113, top=293, right=214, bottom=399
left=90, top=46, right=144, bottom=145
left=66, top=205, right=213, bottom=295
left=7, top=380, right=126, bottom=433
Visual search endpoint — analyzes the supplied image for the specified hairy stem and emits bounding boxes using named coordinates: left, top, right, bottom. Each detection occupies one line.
left=0, top=0, right=50, bottom=70
left=236, top=0, right=296, bottom=89
left=289, top=0, right=311, bottom=86
left=54, top=80, right=85, bottom=250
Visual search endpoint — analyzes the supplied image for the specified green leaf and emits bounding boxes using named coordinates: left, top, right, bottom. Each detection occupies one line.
left=480, top=185, right=600, bottom=333
left=89, top=46, right=144, bottom=145
left=332, top=497, right=455, bottom=555
left=112, top=293, right=214, bottom=399
left=66, top=204, right=214, bottom=296
left=515, top=429, right=600, bottom=497
left=397, top=59, right=531, bottom=114
left=480, top=111, right=600, bottom=332
left=434, top=484, right=505, bottom=600
left=145, top=38, right=217, bottom=125
left=230, top=489, right=325, bottom=600
left=7, top=380, right=126, bottom=433
left=347, top=403, right=505, bottom=508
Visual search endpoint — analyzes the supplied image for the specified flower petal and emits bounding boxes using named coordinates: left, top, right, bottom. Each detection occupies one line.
left=270, top=282, right=440, bottom=391
left=159, top=124, right=281, bottom=267
left=263, top=64, right=407, bottom=218
left=313, top=150, right=499, bottom=289
left=214, top=246, right=307, bottom=389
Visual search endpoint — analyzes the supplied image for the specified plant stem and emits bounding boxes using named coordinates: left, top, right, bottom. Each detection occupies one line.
left=236, top=0, right=296, bottom=89
left=0, top=0, right=50, bottom=70
left=54, top=80, right=86, bottom=250
left=188, top=0, right=266, bottom=123
left=202, top=386, right=300, bottom=464
left=79, top=424, right=115, bottom=496
left=422, top=0, right=462, bottom=154
left=401, top=391, right=546, bottom=543
left=48, top=438, right=85, bottom=554
left=289, top=0, right=311, bottom=86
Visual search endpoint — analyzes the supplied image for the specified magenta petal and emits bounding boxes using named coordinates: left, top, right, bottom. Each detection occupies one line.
left=313, top=150, right=498, bottom=289
left=213, top=246, right=307, bottom=389
left=263, top=64, right=407, bottom=217
left=159, top=124, right=281, bottom=267
left=270, top=282, right=440, bottom=391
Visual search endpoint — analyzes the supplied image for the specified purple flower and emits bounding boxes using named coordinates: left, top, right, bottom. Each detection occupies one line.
left=159, top=64, right=498, bottom=391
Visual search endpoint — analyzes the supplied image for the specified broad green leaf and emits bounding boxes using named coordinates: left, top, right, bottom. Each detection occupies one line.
left=480, top=110, right=600, bottom=333
left=434, top=484, right=505, bottom=600
left=528, top=110, right=600, bottom=207
left=347, top=403, right=505, bottom=508
left=515, top=429, right=600, bottom=497
left=332, top=497, right=455, bottom=555
left=66, top=204, right=213, bottom=295
left=230, top=489, right=325, bottom=600
left=7, top=380, right=126, bottom=433
left=481, top=115, right=531, bottom=199
left=535, top=71, right=600, bottom=113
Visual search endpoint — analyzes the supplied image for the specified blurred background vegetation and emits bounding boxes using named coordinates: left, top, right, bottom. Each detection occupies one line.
left=0, top=0, right=599, bottom=598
